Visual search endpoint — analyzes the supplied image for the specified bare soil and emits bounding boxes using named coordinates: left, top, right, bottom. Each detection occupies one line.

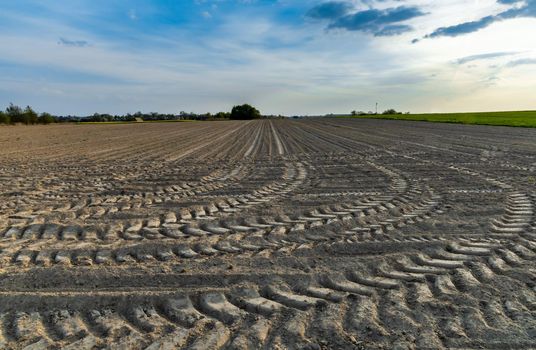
left=0, top=119, right=535, bottom=349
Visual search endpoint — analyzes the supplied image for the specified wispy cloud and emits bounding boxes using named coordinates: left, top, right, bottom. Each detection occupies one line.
left=306, top=1, right=353, bottom=20
left=456, top=51, right=518, bottom=65
left=506, top=58, right=536, bottom=67
left=307, top=2, right=426, bottom=36
left=424, top=0, right=536, bottom=39
left=58, top=37, right=89, bottom=47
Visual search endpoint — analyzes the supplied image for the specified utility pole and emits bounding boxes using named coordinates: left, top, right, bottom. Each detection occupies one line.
left=375, top=102, right=378, bottom=115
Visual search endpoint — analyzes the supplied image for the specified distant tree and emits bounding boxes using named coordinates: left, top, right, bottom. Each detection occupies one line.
left=214, top=111, right=230, bottom=119
left=84, top=113, right=115, bottom=122
left=124, top=113, right=136, bottom=122
left=351, top=110, right=357, bottom=116
left=382, top=109, right=399, bottom=115
left=230, top=104, right=261, bottom=120
left=56, top=115, right=80, bottom=123
left=6, top=103, right=23, bottom=124
left=23, top=106, right=38, bottom=124
left=38, top=112, right=56, bottom=124
left=0, top=110, right=9, bottom=124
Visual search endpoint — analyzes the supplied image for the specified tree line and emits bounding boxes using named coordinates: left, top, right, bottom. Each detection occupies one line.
left=83, top=104, right=262, bottom=121
left=0, top=104, right=57, bottom=124
left=350, top=108, right=408, bottom=116
left=0, top=103, right=264, bottom=125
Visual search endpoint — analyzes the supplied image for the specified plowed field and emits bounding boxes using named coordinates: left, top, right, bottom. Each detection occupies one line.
left=1, top=119, right=535, bottom=349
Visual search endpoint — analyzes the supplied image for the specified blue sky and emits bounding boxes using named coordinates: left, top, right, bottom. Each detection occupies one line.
left=1, top=0, right=535, bottom=115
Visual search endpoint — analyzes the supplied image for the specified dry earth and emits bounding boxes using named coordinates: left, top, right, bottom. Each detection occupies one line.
left=0, top=118, right=535, bottom=349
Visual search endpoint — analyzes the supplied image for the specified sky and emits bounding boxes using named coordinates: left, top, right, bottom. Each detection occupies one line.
left=0, top=0, right=535, bottom=116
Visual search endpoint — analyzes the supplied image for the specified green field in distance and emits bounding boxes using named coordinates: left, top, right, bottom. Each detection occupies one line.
left=339, top=110, right=536, bottom=127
